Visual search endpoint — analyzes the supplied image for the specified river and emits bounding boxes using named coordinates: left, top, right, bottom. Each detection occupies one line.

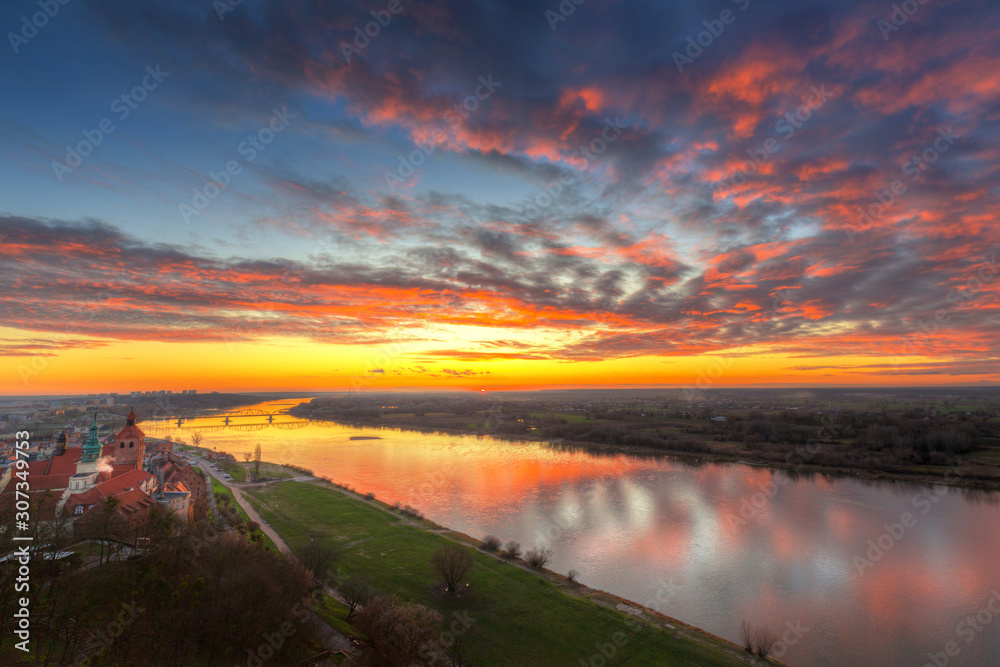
left=145, top=399, right=1000, bottom=666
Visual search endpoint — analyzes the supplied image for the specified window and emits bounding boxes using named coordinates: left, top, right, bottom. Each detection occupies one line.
left=120, top=442, right=125, bottom=448
left=129, top=441, right=134, bottom=448
left=74, top=505, right=83, bottom=515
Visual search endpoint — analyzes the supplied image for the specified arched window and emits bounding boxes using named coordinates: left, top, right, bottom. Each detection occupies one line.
left=120, top=442, right=125, bottom=448
left=129, top=441, right=134, bottom=448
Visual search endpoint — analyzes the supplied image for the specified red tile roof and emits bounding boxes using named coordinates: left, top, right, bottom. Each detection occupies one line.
left=115, top=489, right=156, bottom=515
left=31, top=475, right=73, bottom=491
left=110, top=463, right=139, bottom=477
left=2, top=444, right=123, bottom=494
left=64, top=469, right=155, bottom=509
left=96, top=469, right=155, bottom=496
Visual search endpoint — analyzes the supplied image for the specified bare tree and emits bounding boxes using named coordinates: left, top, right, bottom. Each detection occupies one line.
left=340, top=576, right=374, bottom=620
left=95, top=496, right=122, bottom=565
left=430, top=544, right=474, bottom=593
left=299, top=542, right=341, bottom=582
left=253, top=444, right=262, bottom=481
left=739, top=620, right=754, bottom=652
left=191, top=432, right=203, bottom=447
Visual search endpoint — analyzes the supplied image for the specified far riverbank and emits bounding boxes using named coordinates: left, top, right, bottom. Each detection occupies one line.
left=298, top=413, right=1000, bottom=492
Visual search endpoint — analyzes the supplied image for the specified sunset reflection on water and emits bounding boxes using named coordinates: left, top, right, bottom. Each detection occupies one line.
left=150, top=400, right=1000, bottom=666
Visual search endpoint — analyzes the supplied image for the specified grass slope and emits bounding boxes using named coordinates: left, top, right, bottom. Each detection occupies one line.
left=245, top=482, right=746, bottom=666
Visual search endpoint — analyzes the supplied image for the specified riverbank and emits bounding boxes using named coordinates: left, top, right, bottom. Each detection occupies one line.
left=306, top=416, right=1000, bottom=492
left=242, top=477, right=761, bottom=666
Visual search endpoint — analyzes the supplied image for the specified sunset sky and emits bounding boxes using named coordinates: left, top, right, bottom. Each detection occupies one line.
left=1, top=0, right=999, bottom=394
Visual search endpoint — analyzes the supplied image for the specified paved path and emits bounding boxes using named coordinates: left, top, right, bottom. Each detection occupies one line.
left=194, top=458, right=291, bottom=555
left=192, top=457, right=354, bottom=656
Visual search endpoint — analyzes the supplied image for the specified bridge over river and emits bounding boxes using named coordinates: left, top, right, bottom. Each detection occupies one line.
left=137, top=407, right=344, bottom=433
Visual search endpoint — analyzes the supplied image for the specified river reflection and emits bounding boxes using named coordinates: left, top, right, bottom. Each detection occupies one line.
left=148, top=400, right=1000, bottom=666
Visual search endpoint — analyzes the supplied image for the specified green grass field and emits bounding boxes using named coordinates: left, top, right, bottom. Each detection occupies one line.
left=218, top=459, right=247, bottom=482
left=244, top=482, right=747, bottom=666
left=254, top=462, right=297, bottom=479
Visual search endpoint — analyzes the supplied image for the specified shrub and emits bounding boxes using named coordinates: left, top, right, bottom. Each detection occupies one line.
left=525, top=546, right=553, bottom=568
left=567, top=569, right=579, bottom=582
left=349, top=595, right=442, bottom=666
left=740, top=620, right=778, bottom=658
left=481, top=534, right=501, bottom=551
left=394, top=504, right=423, bottom=518
left=753, top=625, right=778, bottom=658
left=502, top=539, right=521, bottom=560
left=430, top=544, right=474, bottom=593
left=364, top=492, right=376, bottom=500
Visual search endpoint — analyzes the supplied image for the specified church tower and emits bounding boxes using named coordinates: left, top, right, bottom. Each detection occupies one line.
left=112, top=409, right=145, bottom=470
left=69, top=414, right=102, bottom=492
left=81, top=413, right=102, bottom=463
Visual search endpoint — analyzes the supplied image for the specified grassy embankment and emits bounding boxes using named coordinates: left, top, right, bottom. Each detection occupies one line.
left=244, top=481, right=751, bottom=666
